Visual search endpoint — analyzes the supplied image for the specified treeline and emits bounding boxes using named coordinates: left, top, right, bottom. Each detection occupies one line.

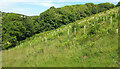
left=2, top=2, right=118, bottom=49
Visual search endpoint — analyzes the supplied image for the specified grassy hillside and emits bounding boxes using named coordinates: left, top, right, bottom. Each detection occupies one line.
left=2, top=7, right=119, bottom=67
left=2, top=3, right=115, bottom=49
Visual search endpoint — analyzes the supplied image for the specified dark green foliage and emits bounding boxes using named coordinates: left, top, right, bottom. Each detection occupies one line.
left=85, top=3, right=98, bottom=14
left=97, top=3, right=115, bottom=12
left=2, top=3, right=115, bottom=49
left=2, top=13, right=41, bottom=49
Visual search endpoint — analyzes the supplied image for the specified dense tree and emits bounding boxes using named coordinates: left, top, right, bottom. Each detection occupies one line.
left=97, top=3, right=115, bottom=12
left=85, top=3, right=98, bottom=14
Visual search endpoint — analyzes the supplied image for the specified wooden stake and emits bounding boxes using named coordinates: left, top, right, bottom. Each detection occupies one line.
left=111, top=16, right=112, bottom=24
left=74, top=28, right=76, bottom=33
left=68, top=29, right=69, bottom=35
left=116, top=29, right=118, bottom=33
left=115, top=13, right=117, bottom=18
left=106, top=16, right=107, bottom=20
left=45, top=37, right=47, bottom=42
left=84, top=25, right=86, bottom=34
left=42, top=38, right=44, bottom=41
left=58, top=33, right=59, bottom=38
left=30, top=42, right=31, bottom=46
left=96, top=17, right=98, bottom=23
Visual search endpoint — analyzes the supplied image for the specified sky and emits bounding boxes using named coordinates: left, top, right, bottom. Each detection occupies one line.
left=0, top=0, right=119, bottom=16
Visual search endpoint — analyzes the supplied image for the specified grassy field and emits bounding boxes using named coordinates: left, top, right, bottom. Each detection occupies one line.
left=2, top=7, right=119, bottom=67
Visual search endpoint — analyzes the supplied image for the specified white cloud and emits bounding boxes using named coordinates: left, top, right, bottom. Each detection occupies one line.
left=28, top=2, right=57, bottom=7
left=0, top=0, right=34, bottom=9
left=39, top=3, right=56, bottom=7
left=2, top=7, right=40, bottom=16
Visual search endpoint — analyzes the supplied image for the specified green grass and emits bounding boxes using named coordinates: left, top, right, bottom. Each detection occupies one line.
left=2, top=7, right=119, bottom=67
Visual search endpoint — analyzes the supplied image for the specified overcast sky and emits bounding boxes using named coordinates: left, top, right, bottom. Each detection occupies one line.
left=0, top=0, right=119, bottom=16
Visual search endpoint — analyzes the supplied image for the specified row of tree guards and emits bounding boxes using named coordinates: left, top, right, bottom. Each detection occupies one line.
left=25, top=9, right=118, bottom=46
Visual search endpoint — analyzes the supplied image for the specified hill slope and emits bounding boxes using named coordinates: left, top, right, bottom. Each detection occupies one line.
left=2, top=3, right=115, bottom=49
left=2, top=7, right=119, bottom=67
